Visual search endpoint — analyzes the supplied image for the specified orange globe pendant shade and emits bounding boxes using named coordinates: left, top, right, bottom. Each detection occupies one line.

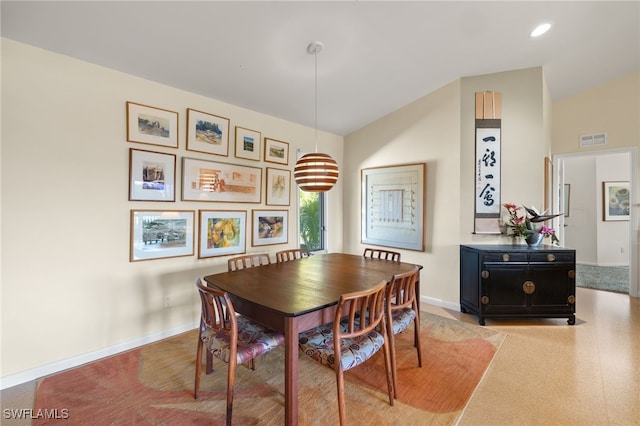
left=293, top=152, right=339, bottom=192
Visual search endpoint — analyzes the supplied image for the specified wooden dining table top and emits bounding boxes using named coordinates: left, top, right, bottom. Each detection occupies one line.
left=203, top=252, right=422, bottom=317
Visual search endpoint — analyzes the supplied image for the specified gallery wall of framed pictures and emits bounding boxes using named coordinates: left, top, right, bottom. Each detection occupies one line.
left=126, top=100, right=294, bottom=261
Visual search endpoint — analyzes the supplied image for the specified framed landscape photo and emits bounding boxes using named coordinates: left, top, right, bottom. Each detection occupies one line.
left=234, top=126, right=261, bottom=161
left=130, top=210, right=194, bottom=261
left=603, top=181, right=630, bottom=221
left=264, top=138, right=289, bottom=165
left=252, top=209, right=288, bottom=246
left=266, top=167, right=291, bottom=206
left=186, top=108, right=230, bottom=156
left=126, top=101, right=179, bottom=148
left=129, top=148, right=176, bottom=201
left=198, top=210, right=247, bottom=258
left=182, top=157, right=262, bottom=203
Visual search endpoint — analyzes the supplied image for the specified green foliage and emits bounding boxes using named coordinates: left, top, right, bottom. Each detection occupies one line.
left=299, top=190, right=321, bottom=250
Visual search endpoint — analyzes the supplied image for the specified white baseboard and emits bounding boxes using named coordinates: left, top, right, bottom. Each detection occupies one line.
left=420, top=295, right=460, bottom=311
left=0, top=321, right=198, bottom=390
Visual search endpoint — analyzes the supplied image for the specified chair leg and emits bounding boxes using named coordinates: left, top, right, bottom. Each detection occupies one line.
left=387, top=329, right=399, bottom=399
left=226, top=357, right=237, bottom=426
left=413, top=309, right=423, bottom=368
left=194, top=338, right=203, bottom=399
left=382, top=331, right=395, bottom=406
left=335, top=366, right=347, bottom=426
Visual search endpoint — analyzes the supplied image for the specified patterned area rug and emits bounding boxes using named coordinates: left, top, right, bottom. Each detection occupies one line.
left=33, top=312, right=505, bottom=425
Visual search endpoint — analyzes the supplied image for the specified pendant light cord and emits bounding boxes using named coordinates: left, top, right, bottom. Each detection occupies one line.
left=314, top=47, right=318, bottom=153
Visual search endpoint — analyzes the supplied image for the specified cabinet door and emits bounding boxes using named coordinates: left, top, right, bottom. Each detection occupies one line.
left=528, top=263, right=575, bottom=312
left=483, top=263, right=528, bottom=312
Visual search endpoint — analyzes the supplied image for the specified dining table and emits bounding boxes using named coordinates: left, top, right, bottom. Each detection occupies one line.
left=203, top=252, right=422, bottom=425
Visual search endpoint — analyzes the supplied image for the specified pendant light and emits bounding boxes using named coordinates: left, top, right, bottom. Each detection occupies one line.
left=293, top=41, right=339, bottom=192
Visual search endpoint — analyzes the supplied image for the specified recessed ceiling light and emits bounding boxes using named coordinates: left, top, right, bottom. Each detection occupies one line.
left=530, top=23, right=551, bottom=38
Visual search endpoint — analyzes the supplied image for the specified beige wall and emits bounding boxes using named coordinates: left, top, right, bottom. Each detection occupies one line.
left=552, top=71, right=639, bottom=296
left=344, top=67, right=548, bottom=306
left=552, top=71, right=639, bottom=155
left=343, top=80, right=462, bottom=304
left=0, top=39, right=344, bottom=383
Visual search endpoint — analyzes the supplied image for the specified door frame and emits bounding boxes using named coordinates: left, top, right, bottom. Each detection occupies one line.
left=554, top=146, right=638, bottom=298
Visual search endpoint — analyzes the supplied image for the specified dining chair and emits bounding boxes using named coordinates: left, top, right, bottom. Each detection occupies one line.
left=298, top=280, right=394, bottom=425
left=363, top=247, right=401, bottom=261
left=386, top=266, right=422, bottom=398
left=194, top=278, right=285, bottom=426
left=275, top=247, right=310, bottom=263
left=227, top=253, right=271, bottom=271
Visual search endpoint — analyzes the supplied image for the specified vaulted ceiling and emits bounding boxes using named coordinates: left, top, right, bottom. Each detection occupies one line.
left=2, top=1, right=638, bottom=135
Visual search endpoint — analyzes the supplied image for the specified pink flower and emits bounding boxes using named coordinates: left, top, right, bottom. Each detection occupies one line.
left=540, top=225, right=555, bottom=236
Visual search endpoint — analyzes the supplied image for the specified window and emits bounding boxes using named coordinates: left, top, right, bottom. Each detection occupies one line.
left=298, top=189, right=325, bottom=251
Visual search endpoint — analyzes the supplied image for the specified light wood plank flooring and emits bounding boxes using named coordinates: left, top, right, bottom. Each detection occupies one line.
left=424, top=287, right=640, bottom=425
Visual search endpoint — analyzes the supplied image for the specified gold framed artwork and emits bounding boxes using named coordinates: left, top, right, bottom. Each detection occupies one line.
left=128, top=148, right=176, bottom=202
left=361, top=163, right=426, bottom=251
left=126, top=101, right=179, bottom=148
left=252, top=209, right=288, bottom=246
left=182, top=157, right=262, bottom=203
left=186, top=108, right=230, bottom=156
left=265, top=167, right=291, bottom=206
left=234, top=126, right=261, bottom=161
left=130, top=210, right=194, bottom=261
left=264, top=138, right=289, bottom=165
left=198, top=210, right=247, bottom=258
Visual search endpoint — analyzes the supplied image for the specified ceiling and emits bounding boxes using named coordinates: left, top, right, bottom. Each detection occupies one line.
left=2, top=1, right=639, bottom=136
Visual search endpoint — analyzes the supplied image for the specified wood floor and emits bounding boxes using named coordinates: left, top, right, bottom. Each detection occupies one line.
left=2, top=287, right=638, bottom=425
left=423, top=287, right=640, bottom=425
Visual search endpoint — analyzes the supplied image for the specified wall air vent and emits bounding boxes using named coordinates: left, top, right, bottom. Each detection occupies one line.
left=580, top=132, right=607, bottom=147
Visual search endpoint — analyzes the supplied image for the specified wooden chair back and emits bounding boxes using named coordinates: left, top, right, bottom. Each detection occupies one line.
left=275, top=248, right=310, bottom=263
left=386, top=266, right=422, bottom=397
left=194, top=278, right=284, bottom=425
left=227, top=253, right=271, bottom=271
left=363, top=248, right=401, bottom=261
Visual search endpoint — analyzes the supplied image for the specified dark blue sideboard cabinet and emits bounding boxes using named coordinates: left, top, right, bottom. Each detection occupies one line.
left=460, top=244, right=576, bottom=325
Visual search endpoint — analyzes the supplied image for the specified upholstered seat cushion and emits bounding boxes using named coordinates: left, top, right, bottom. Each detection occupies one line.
left=391, top=307, right=416, bottom=335
left=201, top=316, right=284, bottom=364
left=298, top=323, right=385, bottom=371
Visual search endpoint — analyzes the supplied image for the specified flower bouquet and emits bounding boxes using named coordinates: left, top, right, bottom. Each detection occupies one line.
left=502, top=203, right=560, bottom=245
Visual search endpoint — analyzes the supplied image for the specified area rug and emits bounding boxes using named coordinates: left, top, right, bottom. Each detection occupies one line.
left=33, top=312, right=505, bottom=425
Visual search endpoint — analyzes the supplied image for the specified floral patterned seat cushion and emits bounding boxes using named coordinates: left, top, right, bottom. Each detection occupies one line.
left=298, top=322, right=385, bottom=371
left=391, top=307, right=416, bottom=335
left=201, top=315, right=284, bottom=364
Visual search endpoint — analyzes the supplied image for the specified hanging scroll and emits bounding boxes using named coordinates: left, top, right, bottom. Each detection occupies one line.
left=474, top=92, right=502, bottom=234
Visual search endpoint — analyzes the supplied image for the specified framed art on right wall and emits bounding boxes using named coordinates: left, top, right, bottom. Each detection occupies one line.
left=603, top=181, right=630, bottom=221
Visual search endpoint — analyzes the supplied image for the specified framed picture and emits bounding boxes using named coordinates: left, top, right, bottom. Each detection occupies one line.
left=234, top=126, right=261, bottom=161
left=361, top=163, right=426, bottom=251
left=126, top=101, right=178, bottom=148
left=129, top=148, right=176, bottom=201
left=182, top=157, right=262, bottom=203
left=564, top=184, right=571, bottom=217
left=186, top=108, right=230, bottom=156
left=130, top=210, right=194, bottom=261
left=252, top=209, right=288, bottom=246
left=264, top=138, right=289, bottom=165
left=603, top=181, right=630, bottom=221
left=198, top=210, right=247, bottom=258
left=266, top=167, right=291, bottom=206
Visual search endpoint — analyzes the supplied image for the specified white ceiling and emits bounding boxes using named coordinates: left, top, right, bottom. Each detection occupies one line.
left=2, top=1, right=639, bottom=136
